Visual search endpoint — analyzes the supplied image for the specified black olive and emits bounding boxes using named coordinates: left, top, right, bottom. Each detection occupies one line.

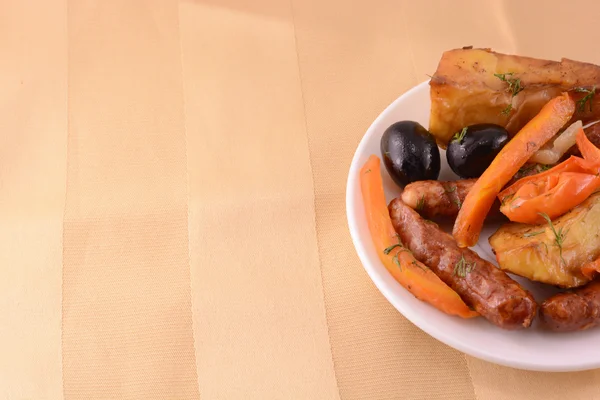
left=380, top=121, right=440, bottom=187
left=446, top=124, right=509, bottom=178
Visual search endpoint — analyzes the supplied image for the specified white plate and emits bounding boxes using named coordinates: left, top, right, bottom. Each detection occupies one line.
left=346, top=81, right=600, bottom=372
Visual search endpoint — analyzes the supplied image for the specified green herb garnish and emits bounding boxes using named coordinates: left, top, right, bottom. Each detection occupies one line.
left=519, top=163, right=552, bottom=176
left=501, top=193, right=515, bottom=207
left=444, top=184, right=457, bottom=193
left=383, top=243, right=402, bottom=255
left=443, top=184, right=460, bottom=208
left=523, top=231, right=544, bottom=238
left=518, top=164, right=536, bottom=175
left=384, top=243, right=403, bottom=270
left=501, top=103, right=513, bottom=115
left=575, top=86, right=596, bottom=113
left=383, top=241, right=412, bottom=271
left=495, top=72, right=523, bottom=115
left=416, top=195, right=426, bottom=211
left=509, top=195, right=521, bottom=209
left=411, top=260, right=428, bottom=271
left=452, top=127, right=468, bottom=142
left=538, top=212, right=568, bottom=265
left=494, top=72, right=524, bottom=97
left=453, top=255, right=476, bottom=278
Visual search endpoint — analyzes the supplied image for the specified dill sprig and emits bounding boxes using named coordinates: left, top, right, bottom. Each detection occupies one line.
left=501, top=103, right=513, bottom=115
left=383, top=239, right=412, bottom=270
left=453, top=255, right=476, bottom=278
left=501, top=193, right=515, bottom=207
left=453, top=197, right=462, bottom=209
left=495, top=72, right=523, bottom=116
left=452, top=127, right=468, bottom=142
left=523, top=231, right=544, bottom=238
left=518, top=164, right=536, bottom=175
left=443, top=184, right=461, bottom=208
left=494, top=72, right=524, bottom=96
left=574, top=86, right=596, bottom=113
left=416, top=195, right=426, bottom=211
left=538, top=212, right=568, bottom=265
left=444, top=184, right=457, bottom=193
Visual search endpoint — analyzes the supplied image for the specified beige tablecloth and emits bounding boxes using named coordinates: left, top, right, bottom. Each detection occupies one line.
left=3, top=0, right=600, bottom=398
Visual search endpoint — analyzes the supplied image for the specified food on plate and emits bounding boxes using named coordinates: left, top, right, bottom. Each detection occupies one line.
left=490, top=193, right=600, bottom=288
left=453, top=93, right=576, bottom=247
left=498, top=127, right=600, bottom=224
left=512, top=162, right=554, bottom=181
left=401, top=179, right=476, bottom=219
left=380, top=121, right=440, bottom=187
left=567, top=121, right=600, bottom=157
left=400, top=179, right=500, bottom=220
left=446, top=124, right=509, bottom=178
left=429, top=48, right=600, bottom=147
left=540, top=281, right=600, bottom=331
left=529, top=120, right=582, bottom=164
left=389, top=198, right=537, bottom=329
left=360, top=155, right=477, bottom=318
left=361, top=48, right=600, bottom=332
left=402, top=164, right=553, bottom=219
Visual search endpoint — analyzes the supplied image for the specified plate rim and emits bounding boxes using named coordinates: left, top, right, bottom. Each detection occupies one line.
left=345, top=80, right=600, bottom=372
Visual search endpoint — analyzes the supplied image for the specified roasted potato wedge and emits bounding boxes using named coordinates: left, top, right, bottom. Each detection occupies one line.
left=489, top=193, right=600, bottom=288
left=430, top=48, right=600, bottom=147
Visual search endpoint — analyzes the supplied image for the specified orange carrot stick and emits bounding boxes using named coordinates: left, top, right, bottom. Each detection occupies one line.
left=360, top=155, right=477, bottom=318
left=453, top=93, right=576, bottom=247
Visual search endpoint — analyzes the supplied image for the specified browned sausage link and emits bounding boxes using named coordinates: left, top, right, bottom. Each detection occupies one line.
left=401, top=167, right=549, bottom=219
left=401, top=179, right=475, bottom=219
left=540, top=281, right=600, bottom=332
left=389, top=198, right=537, bottom=329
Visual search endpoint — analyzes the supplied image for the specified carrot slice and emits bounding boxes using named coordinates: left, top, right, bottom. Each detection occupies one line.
left=453, top=93, right=576, bottom=247
left=360, top=155, right=477, bottom=318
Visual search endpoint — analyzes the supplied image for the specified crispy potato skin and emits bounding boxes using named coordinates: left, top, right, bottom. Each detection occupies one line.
left=489, top=194, right=600, bottom=288
left=430, top=48, right=600, bottom=147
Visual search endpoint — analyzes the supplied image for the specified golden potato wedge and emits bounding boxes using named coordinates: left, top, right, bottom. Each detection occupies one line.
left=430, top=48, right=600, bottom=147
left=489, top=193, right=600, bottom=288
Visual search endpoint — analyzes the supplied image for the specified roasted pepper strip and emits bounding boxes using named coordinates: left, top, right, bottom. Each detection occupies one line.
left=360, top=155, right=477, bottom=318
left=582, top=257, right=600, bottom=280
left=453, top=93, right=576, bottom=247
left=499, top=128, right=600, bottom=224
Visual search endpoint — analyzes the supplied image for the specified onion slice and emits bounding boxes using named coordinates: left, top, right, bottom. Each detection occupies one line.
left=583, top=120, right=600, bottom=130
left=529, top=120, right=582, bottom=164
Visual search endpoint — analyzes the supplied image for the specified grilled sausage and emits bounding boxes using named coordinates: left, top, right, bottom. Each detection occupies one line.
left=389, top=198, right=537, bottom=329
left=401, top=179, right=476, bottom=219
left=540, top=281, right=600, bottom=331
left=401, top=164, right=550, bottom=219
